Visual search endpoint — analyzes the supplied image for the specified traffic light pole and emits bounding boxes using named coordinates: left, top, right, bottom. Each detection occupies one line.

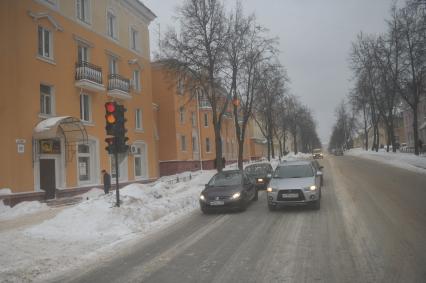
left=114, top=142, right=120, bottom=207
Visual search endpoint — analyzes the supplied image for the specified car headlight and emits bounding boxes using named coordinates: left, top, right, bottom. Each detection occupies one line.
left=267, top=187, right=276, bottom=192
left=200, top=194, right=206, bottom=201
left=304, top=185, right=317, bottom=191
left=231, top=192, right=241, bottom=199
left=257, top=178, right=264, bottom=182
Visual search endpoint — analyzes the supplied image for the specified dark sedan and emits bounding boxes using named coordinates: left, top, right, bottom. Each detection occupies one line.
left=244, top=163, right=273, bottom=190
left=199, top=170, right=258, bottom=213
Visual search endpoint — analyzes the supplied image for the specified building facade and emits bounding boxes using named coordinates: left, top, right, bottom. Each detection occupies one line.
left=402, top=97, right=426, bottom=148
left=0, top=0, right=158, bottom=201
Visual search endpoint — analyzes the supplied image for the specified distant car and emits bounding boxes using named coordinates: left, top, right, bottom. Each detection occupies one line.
left=244, top=162, right=273, bottom=190
left=312, top=148, right=323, bottom=159
left=267, top=160, right=322, bottom=210
left=199, top=170, right=258, bottom=213
left=334, top=149, right=343, bottom=156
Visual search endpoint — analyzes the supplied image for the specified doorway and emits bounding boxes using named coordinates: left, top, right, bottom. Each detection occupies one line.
left=40, top=159, right=56, bottom=199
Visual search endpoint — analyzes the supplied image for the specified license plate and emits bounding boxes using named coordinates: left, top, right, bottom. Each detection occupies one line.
left=281, top=193, right=299, bottom=198
left=210, top=200, right=225, bottom=206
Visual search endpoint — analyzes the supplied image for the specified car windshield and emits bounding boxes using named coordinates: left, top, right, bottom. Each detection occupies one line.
left=245, top=164, right=270, bottom=175
left=313, top=149, right=322, bottom=154
left=208, top=172, right=242, bottom=186
left=274, top=165, right=314, bottom=178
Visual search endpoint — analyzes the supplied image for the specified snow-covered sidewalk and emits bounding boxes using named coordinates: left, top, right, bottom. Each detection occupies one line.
left=346, top=148, right=426, bottom=174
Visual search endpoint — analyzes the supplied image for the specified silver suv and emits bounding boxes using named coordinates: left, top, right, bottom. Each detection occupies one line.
left=266, top=160, right=322, bottom=210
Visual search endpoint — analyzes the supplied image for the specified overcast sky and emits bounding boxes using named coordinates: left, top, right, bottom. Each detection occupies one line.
left=143, top=0, right=397, bottom=144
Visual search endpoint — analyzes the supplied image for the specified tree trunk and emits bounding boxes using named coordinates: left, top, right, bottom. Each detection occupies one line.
left=293, top=131, right=298, bottom=154
left=214, top=126, right=223, bottom=172
left=413, top=105, right=419, bottom=155
left=363, top=106, right=368, bottom=150
left=238, top=139, right=244, bottom=170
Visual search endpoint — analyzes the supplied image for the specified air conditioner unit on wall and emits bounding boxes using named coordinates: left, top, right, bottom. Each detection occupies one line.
left=130, top=144, right=138, bottom=154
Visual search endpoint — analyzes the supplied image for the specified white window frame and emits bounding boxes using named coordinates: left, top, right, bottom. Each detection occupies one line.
left=110, top=153, right=128, bottom=182
left=133, top=141, right=148, bottom=179
left=38, top=26, right=53, bottom=60
left=204, top=112, right=208, bottom=127
left=132, top=69, right=141, bottom=92
left=107, top=9, right=118, bottom=40
left=135, top=108, right=143, bottom=131
left=179, top=107, right=185, bottom=124
left=40, top=84, right=55, bottom=117
left=206, top=137, right=211, bottom=153
left=109, top=56, right=118, bottom=74
left=129, top=26, right=140, bottom=52
left=77, top=44, right=89, bottom=63
left=80, top=93, right=91, bottom=122
left=76, top=0, right=91, bottom=25
left=177, top=78, right=184, bottom=95
left=76, top=141, right=97, bottom=185
left=181, top=135, right=187, bottom=151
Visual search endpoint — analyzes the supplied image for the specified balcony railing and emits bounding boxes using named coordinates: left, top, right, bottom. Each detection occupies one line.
left=75, top=61, right=103, bottom=85
left=108, top=74, right=130, bottom=93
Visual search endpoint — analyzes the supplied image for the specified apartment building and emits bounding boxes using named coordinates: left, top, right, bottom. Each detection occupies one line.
left=152, top=63, right=252, bottom=176
left=0, top=0, right=158, bottom=202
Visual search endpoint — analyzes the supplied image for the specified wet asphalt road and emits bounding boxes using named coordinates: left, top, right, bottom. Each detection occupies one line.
left=56, top=155, right=426, bottom=283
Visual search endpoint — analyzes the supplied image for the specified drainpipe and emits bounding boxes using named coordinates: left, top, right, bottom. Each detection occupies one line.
left=196, top=90, right=203, bottom=171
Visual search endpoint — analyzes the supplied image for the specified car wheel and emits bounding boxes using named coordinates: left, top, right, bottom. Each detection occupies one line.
left=312, top=200, right=320, bottom=210
left=253, top=190, right=258, bottom=201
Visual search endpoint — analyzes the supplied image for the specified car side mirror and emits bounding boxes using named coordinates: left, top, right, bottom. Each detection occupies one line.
left=316, top=171, right=323, bottom=176
left=267, top=173, right=272, bottom=178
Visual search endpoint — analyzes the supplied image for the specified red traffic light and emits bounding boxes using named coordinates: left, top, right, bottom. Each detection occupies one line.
left=105, top=102, right=116, bottom=113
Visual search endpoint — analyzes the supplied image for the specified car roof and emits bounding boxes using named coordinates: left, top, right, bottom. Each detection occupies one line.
left=245, top=162, right=271, bottom=168
left=277, top=160, right=312, bottom=166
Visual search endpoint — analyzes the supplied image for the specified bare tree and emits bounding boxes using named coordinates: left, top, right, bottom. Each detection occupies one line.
left=162, top=0, right=230, bottom=170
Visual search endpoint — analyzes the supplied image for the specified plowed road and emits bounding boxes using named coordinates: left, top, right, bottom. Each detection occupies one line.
left=55, top=156, right=426, bottom=283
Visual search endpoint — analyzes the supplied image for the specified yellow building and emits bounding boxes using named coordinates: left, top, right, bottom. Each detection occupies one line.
left=152, top=63, right=252, bottom=175
left=0, top=0, right=158, bottom=203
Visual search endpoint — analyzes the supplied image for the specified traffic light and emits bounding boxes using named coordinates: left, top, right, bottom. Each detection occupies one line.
left=105, top=137, right=115, bottom=154
left=105, top=102, right=118, bottom=136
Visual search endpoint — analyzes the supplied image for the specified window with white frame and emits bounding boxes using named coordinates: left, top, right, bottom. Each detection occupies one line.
left=40, top=84, right=53, bottom=115
left=177, top=78, right=184, bottom=95
left=110, top=153, right=128, bottom=181
left=179, top=107, right=185, bottom=124
left=77, top=45, right=89, bottom=62
left=206, top=137, right=211, bottom=153
left=77, top=143, right=95, bottom=183
left=133, top=69, right=141, bottom=92
left=130, top=26, right=139, bottom=51
left=192, top=136, right=198, bottom=151
left=109, top=56, right=118, bottom=74
left=191, top=112, right=196, bottom=127
left=80, top=93, right=91, bottom=122
left=38, top=26, right=53, bottom=59
left=107, top=10, right=117, bottom=39
left=181, top=135, right=187, bottom=151
left=135, top=108, right=143, bottom=130
left=204, top=112, right=208, bottom=127
left=76, top=0, right=91, bottom=24
left=134, top=143, right=147, bottom=178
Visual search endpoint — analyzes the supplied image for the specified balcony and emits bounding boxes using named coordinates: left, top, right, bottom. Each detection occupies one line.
left=199, top=99, right=212, bottom=109
left=75, top=61, right=105, bottom=92
left=107, top=74, right=131, bottom=100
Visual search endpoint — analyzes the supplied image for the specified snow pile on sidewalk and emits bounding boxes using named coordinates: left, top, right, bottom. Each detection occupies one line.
left=0, top=170, right=216, bottom=282
left=0, top=201, right=49, bottom=221
left=283, top=152, right=312, bottom=161
left=346, top=148, right=426, bottom=174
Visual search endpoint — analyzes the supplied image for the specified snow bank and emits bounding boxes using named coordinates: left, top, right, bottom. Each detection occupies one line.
left=0, top=188, right=12, bottom=195
left=283, top=152, right=312, bottom=161
left=0, top=201, right=49, bottom=221
left=346, top=148, right=426, bottom=174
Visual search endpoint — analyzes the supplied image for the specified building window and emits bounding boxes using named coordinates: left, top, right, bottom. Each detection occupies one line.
left=130, top=27, right=139, bottom=51
left=110, top=153, right=128, bottom=181
left=192, top=136, right=197, bottom=151
left=76, top=0, right=91, bottom=24
left=191, top=112, right=196, bottom=127
left=38, top=26, right=53, bottom=59
left=77, top=45, right=89, bottom=62
left=133, top=143, right=147, bottom=178
left=133, top=69, right=141, bottom=92
left=80, top=94, right=91, bottom=122
left=179, top=107, right=185, bottom=124
left=135, top=108, right=143, bottom=130
left=77, top=144, right=91, bottom=182
left=181, top=135, right=187, bottom=151
left=206, top=137, right=211, bottom=153
left=107, top=10, right=117, bottom=39
left=40, top=84, right=52, bottom=115
left=204, top=113, right=208, bottom=127
left=177, top=78, right=184, bottom=95
left=109, top=56, right=118, bottom=74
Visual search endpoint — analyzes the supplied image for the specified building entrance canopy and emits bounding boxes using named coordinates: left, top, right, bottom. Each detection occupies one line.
left=33, top=116, right=88, bottom=144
